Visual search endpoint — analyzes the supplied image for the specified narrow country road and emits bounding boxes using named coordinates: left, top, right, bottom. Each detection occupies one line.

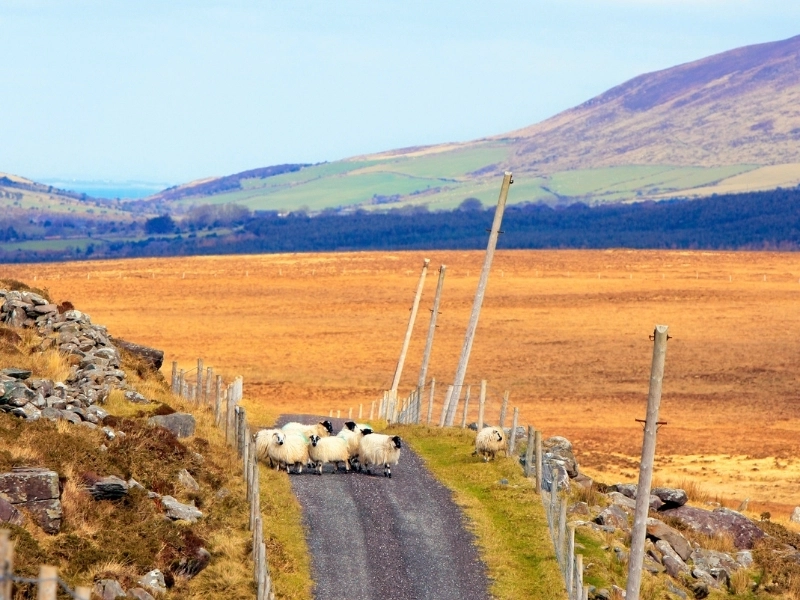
left=277, top=415, right=491, bottom=600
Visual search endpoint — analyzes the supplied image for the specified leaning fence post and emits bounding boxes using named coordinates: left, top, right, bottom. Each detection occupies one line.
left=524, top=425, right=534, bottom=477
left=498, top=390, right=509, bottom=429
left=426, top=378, right=435, bottom=425
left=508, top=407, right=519, bottom=455
left=535, top=429, right=543, bottom=493
left=477, top=380, right=486, bottom=430
left=460, top=385, right=471, bottom=428
left=38, top=565, right=58, bottom=600
left=626, top=325, right=670, bottom=600
left=438, top=385, right=454, bottom=427
left=0, top=529, right=12, bottom=600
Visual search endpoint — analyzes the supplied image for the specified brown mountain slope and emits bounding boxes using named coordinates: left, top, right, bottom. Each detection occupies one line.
left=503, top=34, right=800, bottom=173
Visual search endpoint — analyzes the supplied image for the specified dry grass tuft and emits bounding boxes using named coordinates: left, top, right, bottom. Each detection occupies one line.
left=728, top=568, right=752, bottom=594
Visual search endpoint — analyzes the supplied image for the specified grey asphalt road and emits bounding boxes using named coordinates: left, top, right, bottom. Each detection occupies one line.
left=277, top=414, right=491, bottom=600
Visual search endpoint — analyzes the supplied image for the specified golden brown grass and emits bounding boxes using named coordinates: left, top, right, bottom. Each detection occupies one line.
left=5, top=249, right=800, bottom=512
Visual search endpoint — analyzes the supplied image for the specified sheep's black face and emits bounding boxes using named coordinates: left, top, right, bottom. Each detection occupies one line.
left=494, top=431, right=503, bottom=442
left=362, top=428, right=373, bottom=436
left=321, top=420, right=333, bottom=434
left=391, top=436, right=402, bottom=449
left=344, top=421, right=356, bottom=431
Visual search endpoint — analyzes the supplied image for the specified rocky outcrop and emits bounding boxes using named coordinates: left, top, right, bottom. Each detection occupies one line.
left=0, top=467, right=62, bottom=533
left=646, top=517, right=693, bottom=561
left=112, top=338, right=164, bottom=371
left=659, top=505, right=766, bottom=549
left=88, top=476, right=129, bottom=501
left=161, top=495, right=203, bottom=522
left=94, top=579, right=127, bottom=600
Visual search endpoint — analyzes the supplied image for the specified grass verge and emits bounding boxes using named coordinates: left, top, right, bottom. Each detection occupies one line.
left=389, top=425, right=565, bottom=600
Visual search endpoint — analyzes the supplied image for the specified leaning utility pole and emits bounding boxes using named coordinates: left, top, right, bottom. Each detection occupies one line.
left=448, top=172, right=513, bottom=423
left=417, top=264, right=447, bottom=393
left=391, top=258, right=430, bottom=393
left=626, top=325, right=669, bottom=600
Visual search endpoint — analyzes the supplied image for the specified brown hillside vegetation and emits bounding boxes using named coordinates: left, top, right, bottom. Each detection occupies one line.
left=501, top=34, right=800, bottom=173
left=6, top=250, right=800, bottom=519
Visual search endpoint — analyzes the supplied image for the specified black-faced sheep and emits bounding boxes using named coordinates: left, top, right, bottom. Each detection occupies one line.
left=474, top=426, right=506, bottom=461
left=358, top=432, right=401, bottom=478
left=268, top=431, right=310, bottom=474
left=337, top=421, right=373, bottom=468
left=282, top=420, right=333, bottom=439
left=308, top=434, right=350, bottom=475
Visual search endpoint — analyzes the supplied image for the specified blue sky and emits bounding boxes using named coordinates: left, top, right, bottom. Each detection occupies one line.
left=1, top=1, right=798, bottom=185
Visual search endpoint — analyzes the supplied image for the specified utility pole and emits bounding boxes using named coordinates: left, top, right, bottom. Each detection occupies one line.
left=448, top=172, right=512, bottom=421
left=626, top=325, right=669, bottom=600
left=391, top=258, right=430, bottom=393
left=417, top=265, right=447, bottom=393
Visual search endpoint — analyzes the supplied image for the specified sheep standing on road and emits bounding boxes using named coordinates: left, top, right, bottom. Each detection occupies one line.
left=474, top=426, right=506, bottom=462
left=268, top=431, right=310, bottom=474
left=308, top=434, right=351, bottom=475
left=358, top=432, right=402, bottom=478
left=282, top=420, right=333, bottom=439
left=337, top=421, right=373, bottom=468
left=254, top=428, right=282, bottom=468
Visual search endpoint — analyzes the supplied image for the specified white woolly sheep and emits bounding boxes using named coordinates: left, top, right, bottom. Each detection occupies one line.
left=474, top=426, right=506, bottom=462
left=254, top=428, right=281, bottom=468
left=336, top=421, right=373, bottom=467
left=358, top=432, right=402, bottom=478
left=282, top=420, right=333, bottom=439
left=308, top=434, right=350, bottom=475
left=268, top=431, right=310, bottom=474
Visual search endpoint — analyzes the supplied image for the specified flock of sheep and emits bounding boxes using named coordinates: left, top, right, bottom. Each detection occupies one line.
left=255, top=420, right=403, bottom=477
left=254, top=418, right=510, bottom=478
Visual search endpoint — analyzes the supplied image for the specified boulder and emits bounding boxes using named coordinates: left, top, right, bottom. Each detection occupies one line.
left=608, top=491, right=636, bottom=510
left=161, top=495, right=202, bottom=522
left=148, top=413, right=196, bottom=438
left=656, top=539, right=689, bottom=578
left=177, top=469, right=200, bottom=493
left=126, top=589, right=155, bottom=600
left=736, top=550, right=753, bottom=568
left=138, top=569, right=167, bottom=594
left=89, top=476, right=128, bottom=501
left=0, top=467, right=60, bottom=504
left=10, top=403, right=41, bottom=420
left=612, top=483, right=638, bottom=499
left=542, top=436, right=579, bottom=478
left=651, top=487, right=688, bottom=508
left=659, top=505, right=765, bottom=549
left=125, top=390, right=150, bottom=404
left=573, top=473, right=594, bottom=490
left=646, top=517, right=693, bottom=561
left=172, top=546, right=211, bottom=578
left=791, top=507, right=800, bottom=524
left=94, top=579, right=127, bottom=600
left=1, top=368, right=32, bottom=380
left=23, top=499, right=62, bottom=534
left=595, top=504, right=630, bottom=531
left=691, top=549, right=739, bottom=586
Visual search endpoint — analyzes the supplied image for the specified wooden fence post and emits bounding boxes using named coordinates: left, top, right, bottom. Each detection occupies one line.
left=558, top=494, right=567, bottom=571
left=206, top=367, right=213, bottom=405
left=477, top=380, right=486, bottom=430
left=524, top=426, right=534, bottom=477
left=499, top=390, right=509, bottom=429
left=171, top=361, right=177, bottom=393
left=535, top=429, right=543, bottom=493
left=626, top=325, right=670, bottom=600
left=0, top=529, right=12, bottom=600
left=359, top=403, right=363, bottom=420
left=226, top=385, right=236, bottom=446
left=426, top=378, right=435, bottom=425
left=460, top=385, right=471, bottom=428
left=370, top=400, right=375, bottom=420
left=438, top=385, right=453, bottom=427
left=567, top=524, right=576, bottom=599
left=196, top=358, right=203, bottom=405
left=214, top=375, right=222, bottom=425
left=391, top=258, right=430, bottom=393
left=179, top=369, right=185, bottom=398
left=575, top=554, right=584, bottom=600
left=508, top=407, right=519, bottom=455
left=37, top=565, right=57, bottom=600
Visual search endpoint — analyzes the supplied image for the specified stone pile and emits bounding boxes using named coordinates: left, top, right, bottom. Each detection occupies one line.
left=0, top=288, right=137, bottom=422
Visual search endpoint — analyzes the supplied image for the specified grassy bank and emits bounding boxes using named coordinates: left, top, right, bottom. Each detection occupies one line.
left=391, top=425, right=565, bottom=600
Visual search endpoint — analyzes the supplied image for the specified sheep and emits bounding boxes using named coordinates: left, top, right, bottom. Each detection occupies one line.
left=282, top=420, right=333, bottom=439
left=358, top=432, right=401, bottom=478
left=473, top=426, right=506, bottom=461
left=254, top=428, right=281, bottom=468
left=267, top=430, right=310, bottom=474
left=308, top=434, right=350, bottom=475
left=336, top=421, right=373, bottom=468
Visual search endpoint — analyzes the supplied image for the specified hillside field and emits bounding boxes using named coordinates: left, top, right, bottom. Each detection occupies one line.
left=5, top=249, right=800, bottom=518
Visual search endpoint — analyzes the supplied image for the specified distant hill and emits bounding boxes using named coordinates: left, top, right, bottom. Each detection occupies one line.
left=145, top=34, right=800, bottom=212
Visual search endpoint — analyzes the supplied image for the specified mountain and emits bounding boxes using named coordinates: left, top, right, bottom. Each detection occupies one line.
left=143, top=34, right=800, bottom=212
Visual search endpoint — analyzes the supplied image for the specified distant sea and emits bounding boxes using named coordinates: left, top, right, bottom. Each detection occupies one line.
left=39, top=180, right=170, bottom=200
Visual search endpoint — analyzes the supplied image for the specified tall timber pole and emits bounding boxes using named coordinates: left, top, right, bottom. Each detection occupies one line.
left=417, top=264, right=447, bottom=393
left=626, top=325, right=669, bottom=600
left=449, top=172, right=512, bottom=419
left=391, top=258, right=430, bottom=393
